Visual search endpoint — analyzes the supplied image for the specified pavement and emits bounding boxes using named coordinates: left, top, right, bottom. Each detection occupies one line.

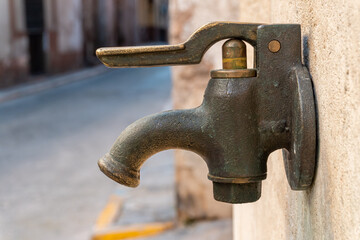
left=136, top=219, right=232, bottom=240
left=114, top=150, right=176, bottom=227
left=0, top=65, right=107, bottom=103
left=0, top=66, right=232, bottom=240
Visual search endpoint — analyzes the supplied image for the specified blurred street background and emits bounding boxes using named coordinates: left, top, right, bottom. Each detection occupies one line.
left=0, top=67, right=173, bottom=239
left=1, top=0, right=356, bottom=240
left=0, top=0, right=168, bottom=88
left=0, top=0, right=232, bottom=240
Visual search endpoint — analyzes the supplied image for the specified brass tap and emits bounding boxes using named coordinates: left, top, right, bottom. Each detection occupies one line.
left=96, top=22, right=316, bottom=204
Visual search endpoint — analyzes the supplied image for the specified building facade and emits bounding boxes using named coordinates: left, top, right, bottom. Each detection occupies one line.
left=0, top=0, right=168, bottom=88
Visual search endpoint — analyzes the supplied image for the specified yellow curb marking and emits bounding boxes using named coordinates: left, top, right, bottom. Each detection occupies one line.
left=95, top=195, right=123, bottom=231
left=92, top=222, right=174, bottom=240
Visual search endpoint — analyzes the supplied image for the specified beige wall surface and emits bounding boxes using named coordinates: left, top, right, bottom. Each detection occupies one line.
left=0, top=0, right=28, bottom=88
left=56, top=0, right=83, bottom=53
left=0, top=0, right=11, bottom=60
left=169, top=0, right=241, bottom=221
left=234, top=0, right=360, bottom=239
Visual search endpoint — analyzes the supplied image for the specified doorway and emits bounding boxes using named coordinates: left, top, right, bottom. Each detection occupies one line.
left=24, top=0, right=45, bottom=74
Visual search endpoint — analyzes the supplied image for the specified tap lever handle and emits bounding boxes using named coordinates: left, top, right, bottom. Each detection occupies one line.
left=96, top=22, right=260, bottom=68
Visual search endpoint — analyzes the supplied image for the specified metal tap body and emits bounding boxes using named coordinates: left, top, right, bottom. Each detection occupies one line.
left=97, top=23, right=317, bottom=203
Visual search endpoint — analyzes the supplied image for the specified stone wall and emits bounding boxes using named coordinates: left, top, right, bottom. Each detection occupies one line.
left=169, top=0, right=241, bottom=221
left=234, top=0, right=360, bottom=239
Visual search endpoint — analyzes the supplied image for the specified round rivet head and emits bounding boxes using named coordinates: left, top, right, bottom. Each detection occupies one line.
left=268, top=40, right=281, bottom=53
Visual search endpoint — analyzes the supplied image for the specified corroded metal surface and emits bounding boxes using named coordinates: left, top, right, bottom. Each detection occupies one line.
left=282, top=66, right=316, bottom=190
left=96, top=22, right=316, bottom=204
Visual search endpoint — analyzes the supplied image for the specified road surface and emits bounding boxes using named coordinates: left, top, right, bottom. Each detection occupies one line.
left=0, top=67, right=172, bottom=240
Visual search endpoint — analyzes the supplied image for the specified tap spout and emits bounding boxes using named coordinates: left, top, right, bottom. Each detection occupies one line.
left=98, top=108, right=219, bottom=188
